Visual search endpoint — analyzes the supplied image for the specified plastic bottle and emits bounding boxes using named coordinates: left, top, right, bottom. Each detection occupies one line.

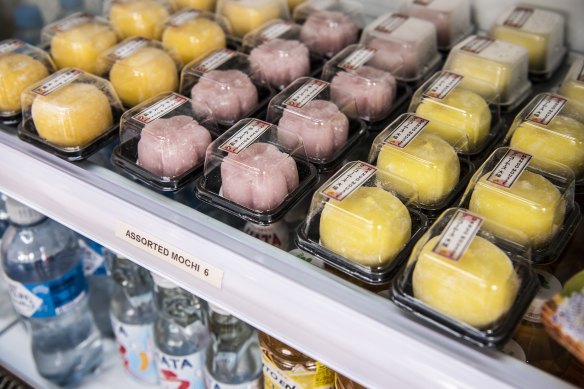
left=110, top=255, right=159, bottom=384
left=12, top=3, right=44, bottom=44
left=0, top=194, right=8, bottom=236
left=0, top=198, right=102, bottom=386
left=0, top=193, right=13, bottom=318
left=152, top=273, right=211, bottom=389
left=205, top=304, right=263, bottom=389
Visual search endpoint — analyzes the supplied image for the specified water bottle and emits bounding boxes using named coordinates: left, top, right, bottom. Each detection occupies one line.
left=0, top=194, right=8, bottom=236
left=205, top=304, right=263, bottom=389
left=110, top=256, right=159, bottom=384
left=12, top=3, right=44, bottom=45
left=0, top=198, right=102, bottom=386
left=152, top=273, right=211, bottom=389
left=0, top=194, right=15, bottom=319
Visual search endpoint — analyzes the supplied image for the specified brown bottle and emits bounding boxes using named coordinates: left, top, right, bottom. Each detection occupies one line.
left=334, top=372, right=367, bottom=389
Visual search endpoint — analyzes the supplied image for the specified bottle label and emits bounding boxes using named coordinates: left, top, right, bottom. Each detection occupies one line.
left=321, top=162, right=376, bottom=202
left=194, top=49, right=236, bottom=73
left=374, top=14, right=408, bottom=34
left=525, top=270, right=562, bottom=323
left=168, top=9, right=201, bottom=27
left=219, top=119, right=272, bottom=154
left=424, top=72, right=463, bottom=100
left=157, top=349, right=205, bottom=389
left=132, top=93, right=189, bottom=124
left=337, top=48, right=377, bottom=71
left=259, top=21, right=292, bottom=42
left=526, top=94, right=566, bottom=126
left=111, top=317, right=159, bottom=384
left=432, top=210, right=483, bottom=262
left=78, top=238, right=108, bottom=276
left=487, top=149, right=532, bottom=189
left=460, top=36, right=494, bottom=54
left=282, top=79, right=329, bottom=109
left=0, top=39, right=24, bottom=54
left=32, top=68, right=82, bottom=96
left=504, top=6, right=534, bottom=28
left=6, top=262, right=87, bottom=318
left=262, top=355, right=335, bottom=389
left=383, top=115, right=428, bottom=148
left=205, top=371, right=262, bottom=389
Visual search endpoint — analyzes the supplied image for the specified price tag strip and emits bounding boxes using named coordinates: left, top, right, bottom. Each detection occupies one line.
left=432, top=210, right=483, bottom=261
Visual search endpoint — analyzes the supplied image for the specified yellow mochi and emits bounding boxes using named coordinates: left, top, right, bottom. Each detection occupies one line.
left=413, top=235, right=519, bottom=328
left=110, top=0, right=170, bottom=39
left=172, top=0, right=215, bottom=11
left=31, top=82, right=113, bottom=147
left=219, top=0, right=282, bottom=38
left=492, top=27, right=547, bottom=71
left=416, top=88, right=491, bottom=153
left=560, top=81, right=584, bottom=104
left=51, top=23, right=118, bottom=74
left=510, top=115, right=584, bottom=178
left=162, top=18, right=226, bottom=64
left=109, top=47, right=178, bottom=107
left=320, top=186, right=411, bottom=267
left=448, top=53, right=512, bottom=102
left=377, top=132, right=460, bottom=205
left=469, top=171, right=565, bottom=248
left=0, top=53, right=49, bottom=113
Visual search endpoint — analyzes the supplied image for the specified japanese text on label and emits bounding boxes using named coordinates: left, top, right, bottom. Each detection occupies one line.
left=375, top=14, right=408, bottom=34
left=109, top=37, right=149, bottom=60
left=504, top=6, right=534, bottom=28
left=51, top=13, right=94, bottom=32
left=282, top=79, right=328, bottom=108
left=487, top=149, right=532, bottom=188
left=337, top=48, right=377, bottom=71
left=424, top=72, right=463, bottom=100
left=168, top=9, right=201, bottom=27
left=384, top=115, right=428, bottom=148
left=322, top=162, right=376, bottom=201
left=219, top=119, right=271, bottom=154
left=433, top=210, right=483, bottom=261
left=259, top=21, right=292, bottom=42
left=526, top=94, right=566, bottom=126
left=132, top=93, right=189, bottom=124
left=194, top=49, right=235, bottom=73
left=32, top=68, right=82, bottom=96
left=461, top=36, right=494, bottom=54
left=0, top=39, right=24, bottom=54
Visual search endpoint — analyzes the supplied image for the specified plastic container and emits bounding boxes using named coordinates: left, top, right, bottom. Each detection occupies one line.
left=41, top=12, right=118, bottom=75
left=359, top=12, right=440, bottom=84
left=265, top=77, right=366, bottom=171
left=97, top=37, right=181, bottom=108
left=296, top=160, right=428, bottom=284
left=321, top=44, right=412, bottom=129
left=490, top=5, right=566, bottom=79
left=400, top=0, right=473, bottom=50
left=504, top=93, right=584, bottom=189
left=368, top=113, right=474, bottom=219
left=18, top=68, right=123, bottom=161
left=170, top=0, right=216, bottom=11
left=559, top=55, right=584, bottom=104
left=242, top=19, right=319, bottom=90
left=407, top=71, right=502, bottom=160
left=112, top=92, right=218, bottom=191
left=292, top=0, right=363, bottom=58
left=180, top=49, right=273, bottom=129
left=196, top=118, right=318, bottom=225
left=216, top=0, right=289, bottom=38
left=443, top=35, right=531, bottom=110
left=162, top=9, right=231, bottom=65
left=103, top=0, right=173, bottom=40
left=0, top=39, right=55, bottom=124
left=392, top=207, right=539, bottom=348
left=457, top=147, right=581, bottom=264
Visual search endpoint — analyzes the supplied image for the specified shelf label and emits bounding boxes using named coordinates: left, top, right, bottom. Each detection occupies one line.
left=433, top=210, right=483, bottom=261
left=504, top=6, right=534, bottom=28
left=526, top=94, right=566, bottom=126
left=259, top=21, right=292, bottom=42
left=109, top=37, right=149, bottom=60
left=487, top=149, right=531, bottom=188
left=219, top=119, right=272, bottom=154
left=0, top=39, right=24, bottom=54
left=116, top=222, right=223, bottom=288
left=168, top=9, right=201, bottom=27
left=32, top=68, right=82, bottom=96
left=194, top=49, right=236, bottom=73
left=337, top=48, right=377, bottom=71
left=322, top=161, right=376, bottom=202
left=460, top=36, right=494, bottom=54
left=374, top=14, right=408, bottom=34
left=384, top=114, right=428, bottom=148
left=424, top=72, right=462, bottom=100
left=132, top=93, right=189, bottom=124
left=283, top=79, right=329, bottom=108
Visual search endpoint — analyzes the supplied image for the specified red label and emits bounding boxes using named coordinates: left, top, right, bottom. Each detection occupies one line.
left=487, top=149, right=532, bottom=188
left=432, top=210, right=483, bottom=261
left=460, top=36, right=494, bottom=54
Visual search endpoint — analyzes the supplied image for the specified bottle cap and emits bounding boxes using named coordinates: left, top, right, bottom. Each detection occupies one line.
left=5, top=197, right=45, bottom=225
left=208, top=303, right=231, bottom=316
left=524, top=269, right=562, bottom=323
left=151, top=272, right=178, bottom=289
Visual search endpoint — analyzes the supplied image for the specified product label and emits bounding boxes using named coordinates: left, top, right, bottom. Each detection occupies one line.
left=374, top=14, right=408, bottom=34
left=32, top=68, right=82, bottom=96
left=0, top=39, right=24, bottom=54
left=6, top=262, right=87, bottom=318
left=526, top=94, right=567, bottom=126
left=111, top=317, right=159, bottom=384
left=550, top=292, right=584, bottom=345
left=460, top=36, right=494, bottom=54
left=109, top=37, right=149, bottom=60
left=525, top=270, right=562, bottom=323
left=262, top=355, right=334, bottom=389
left=116, top=223, right=224, bottom=288
left=168, top=9, right=201, bottom=27
left=78, top=238, right=108, bottom=276
left=243, top=221, right=289, bottom=250
left=423, top=72, right=463, bottom=100
left=259, top=21, right=292, bottom=42
left=51, top=13, right=94, bottom=32
left=205, top=371, right=262, bottom=389
left=383, top=115, right=428, bottom=148
left=194, top=49, right=236, bottom=73
left=132, top=93, right=189, bottom=124
left=487, top=149, right=532, bottom=188
left=157, top=349, right=205, bottom=389
left=282, top=79, right=329, bottom=108
left=504, top=6, right=534, bottom=28
left=321, top=162, right=376, bottom=202
left=337, top=48, right=377, bottom=71
left=219, top=119, right=272, bottom=154
left=432, top=210, right=483, bottom=262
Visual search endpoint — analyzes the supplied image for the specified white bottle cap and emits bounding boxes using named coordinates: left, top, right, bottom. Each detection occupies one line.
left=208, top=303, right=231, bottom=316
left=5, top=197, right=45, bottom=225
left=524, top=269, right=562, bottom=323
left=150, top=272, right=179, bottom=289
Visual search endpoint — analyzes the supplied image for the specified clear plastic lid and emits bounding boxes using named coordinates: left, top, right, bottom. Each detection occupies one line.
left=113, top=91, right=217, bottom=191
left=368, top=113, right=473, bottom=214
left=196, top=118, right=318, bottom=224
left=400, top=0, right=473, bottom=50
left=504, top=93, right=584, bottom=186
left=242, top=19, right=313, bottom=90
left=296, top=160, right=428, bottom=283
left=0, top=39, right=56, bottom=118
left=559, top=55, right=584, bottom=105
left=265, top=77, right=365, bottom=170
left=216, top=0, right=290, bottom=38
left=408, top=71, right=501, bottom=157
left=170, top=0, right=216, bottom=11
left=41, top=12, right=118, bottom=75
left=458, top=147, right=580, bottom=264
left=360, top=12, right=440, bottom=83
left=490, top=5, right=566, bottom=78
left=392, top=207, right=539, bottom=347
left=443, top=35, right=531, bottom=109
left=97, top=37, right=181, bottom=107
left=19, top=68, right=123, bottom=161
left=104, top=0, right=173, bottom=40
left=162, top=9, right=231, bottom=65
left=180, top=49, right=272, bottom=128
left=293, top=0, right=362, bottom=58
